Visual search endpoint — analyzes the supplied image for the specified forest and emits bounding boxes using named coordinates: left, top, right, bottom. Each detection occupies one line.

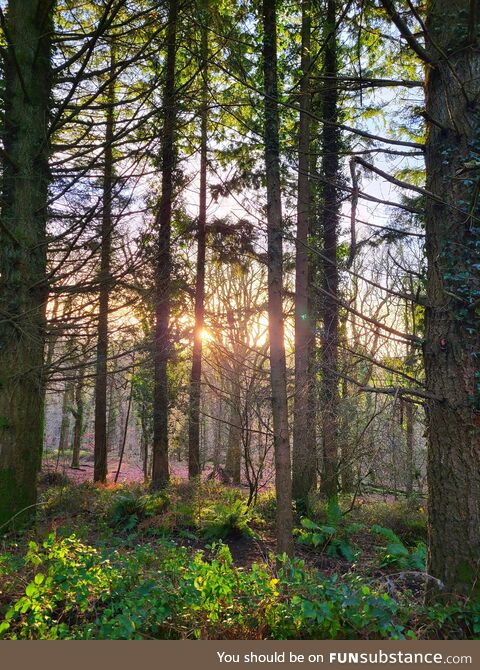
left=0, top=0, right=479, bottom=641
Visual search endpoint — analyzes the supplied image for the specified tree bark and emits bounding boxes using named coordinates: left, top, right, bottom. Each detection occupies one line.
left=94, top=44, right=116, bottom=483
left=0, top=0, right=55, bottom=527
left=262, top=0, right=293, bottom=556
left=225, top=380, right=242, bottom=484
left=71, top=364, right=87, bottom=469
left=188, top=3, right=208, bottom=479
left=292, top=0, right=317, bottom=504
left=405, top=400, right=414, bottom=497
left=57, top=381, right=74, bottom=467
left=152, top=0, right=178, bottom=489
left=320, top=0, right=340, bottom=499
left=422, top=0, right=480, bottom=598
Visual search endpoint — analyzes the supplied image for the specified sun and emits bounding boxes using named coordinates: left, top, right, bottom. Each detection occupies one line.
left=200, top=327, right=213, bottom=342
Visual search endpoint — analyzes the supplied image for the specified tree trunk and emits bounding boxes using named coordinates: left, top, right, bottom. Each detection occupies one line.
left=339, top=376, right=355, bottom=493
left=57, top=381, right=74, bottom=467
left=115, top=369, right=134, bottom=483
left=292, top=0, right=317, bottom=504
left=140, top=404, right=150, bottom=480
left=262, top=0, right=293, bottom=556
left=320, top=0, right=340, bottom=499
left=106, top=372, right=118, bottom=452
left=94, top=45, right=116, bottom=483
left=152, top=0, right=178, bottom=489
left=71, top=365, right=87, bottom=469
left=422, top=0, right=480, bottom=598
left=225, top=381, right=242, bottom=484
left=188, top=3, right=208, bottom=479
left=405, top=401, right=414, bottom=497
left=0, top=0, right=55, bottom=527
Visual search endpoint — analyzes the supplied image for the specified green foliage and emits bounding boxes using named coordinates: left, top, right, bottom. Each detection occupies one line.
left=254, top=489, right=277, bottom=523
left=423, top=599, right=480, bottom=639
left=1, top=480, right=479, bottom=640
left=295, top=499, right=362, bottom=562
left=272, top=555, right=406, bottom=640
left=108, top=489, right=169, bottom=531
left=201, top=499, right=254, bottom=541
left=0, top=533, right=411, bottom=640
left=0, top=534, right=120, bottom=639
left=372, top=525, right=427, bottom=571
left=351, top=499, right=427, bottom=544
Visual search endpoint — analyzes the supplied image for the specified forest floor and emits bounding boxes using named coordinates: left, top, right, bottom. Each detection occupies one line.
left=0, top=470, right=478, bottom=640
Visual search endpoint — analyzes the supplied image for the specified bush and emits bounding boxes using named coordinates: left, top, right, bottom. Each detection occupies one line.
left=0, top=533, right=415, bottom=640
left=108, top=489, right=169, bottom=531
left=372, top=525, right=427, bottom=571
left=254, top=490, right=277, bottom=523
left=201, top=499, right=254, bottom=541
left=295, top=498, right=362, bottom=563
left=353, top=500, right=427, bottom=545
left=39, top=481, right=103, bottom=519
left=39, top=470, right=72, bottom=487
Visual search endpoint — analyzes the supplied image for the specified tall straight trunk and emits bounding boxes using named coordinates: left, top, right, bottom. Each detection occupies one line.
left=152, top=0, right=178, bottom=489
left=320, top=0, right=340, bottom=499
left=421, top=0, right=480, bottom=598
left=140, top=403, right=150, bottom=479
left=106, top=372, right=118, bottom=452
left=262, top=0, right=293, bottom=556
left=292, top=0, right=316, bottom=504
left=405, top=401, right=414, bottom=496
left=188, top=4, right=208, bottom=479
left=71, top=365, right=86, bottom=469
left=114, top=367, right=134, bottom=483
left=94, top=46, right=116, bottom=483
left=0, top=0, right=55, bottom=527
left=339, top=374, right=355, bottom=493
left=57, top=381, right=74, bottom=463
left=225, top=379, right=242, bottom=484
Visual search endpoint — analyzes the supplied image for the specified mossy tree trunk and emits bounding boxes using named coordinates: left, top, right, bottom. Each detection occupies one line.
left=0, top=0, right=55, bottom=527
left=422, top=0, right=480, bottom=598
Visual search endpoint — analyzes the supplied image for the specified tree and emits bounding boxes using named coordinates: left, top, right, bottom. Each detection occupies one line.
left=262, top=0, right=293, bottom=556
left=188, top=0, right=209, bottom=480
left=422, top=0, right=480, bottom=598
left=152, top=0, right=179, bottom=489
left=292, top=0, right=317, bottom=504
left=319, top=0, right=341, bottom=499
left=0, top=0, right=56, bottom=527
left=94, top=43, right=117, bottom=483
left=381, top=0, right=480, bottom=598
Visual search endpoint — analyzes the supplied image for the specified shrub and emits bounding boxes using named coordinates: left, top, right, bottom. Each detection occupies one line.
left=0, top=533, right=413, bottom=640
left=201, top=499, right=254, bottom=541
left=353, top=500, right=427, bottom=545
left=372, top=525, right=427, bottom=571
left=108, top=489, right=169, bottom=531
left=254, top=490, right=277, bottom=523
left=295, top=498, right=362, bottom=563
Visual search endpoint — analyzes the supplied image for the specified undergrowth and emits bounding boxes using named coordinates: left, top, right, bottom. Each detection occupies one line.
left=0, top=482, right=477, bottom=640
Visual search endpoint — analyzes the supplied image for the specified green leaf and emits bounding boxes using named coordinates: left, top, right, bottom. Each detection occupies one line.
left=25, top=583, right=38, bottom=598
left=300, top=517, right=319, bottom=530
